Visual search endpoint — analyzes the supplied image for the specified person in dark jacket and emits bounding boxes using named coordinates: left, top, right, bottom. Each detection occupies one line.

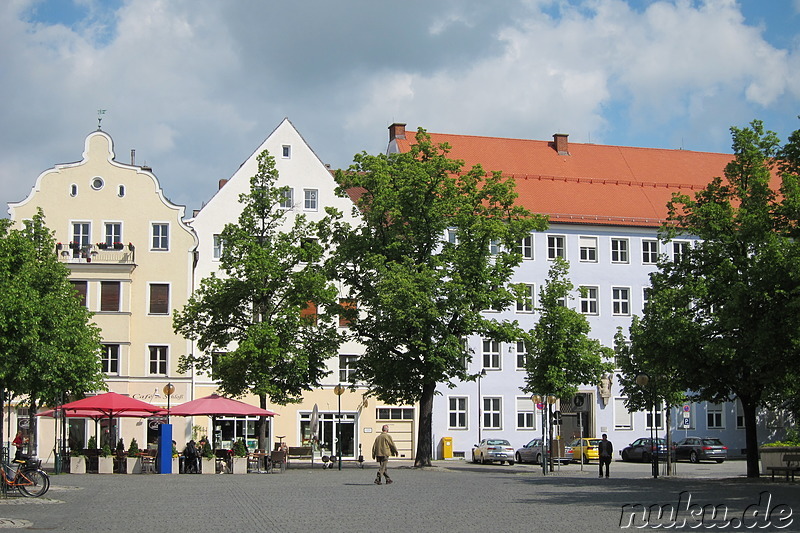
left=598, top=433, right=613, bottom=478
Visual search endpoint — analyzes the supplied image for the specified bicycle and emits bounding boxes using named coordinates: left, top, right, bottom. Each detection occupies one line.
left=1, top=456, right=50, bottom=497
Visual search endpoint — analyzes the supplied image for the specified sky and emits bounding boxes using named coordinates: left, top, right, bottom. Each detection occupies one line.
left=2, top=0, right=799, bottom=215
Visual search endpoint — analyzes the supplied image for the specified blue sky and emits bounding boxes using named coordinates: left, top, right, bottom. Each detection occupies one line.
left=2, top=0, right=799, bottom=213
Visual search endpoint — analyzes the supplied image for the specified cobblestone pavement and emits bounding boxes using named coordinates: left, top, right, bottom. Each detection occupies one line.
left=1, top=460, right=798, bottom=532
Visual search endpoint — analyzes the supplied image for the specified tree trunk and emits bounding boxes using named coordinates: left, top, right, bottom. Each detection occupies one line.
left=742, top=397, right=760, bottom=478
left=414, top=382, right=435, bottom=467
left=257, top=395, right=268, bottom=450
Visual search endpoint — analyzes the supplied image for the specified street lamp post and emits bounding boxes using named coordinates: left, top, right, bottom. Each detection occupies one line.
left=163, top=383, right=175, bottom=424
left=636, top=373, right=658, bottom=479
left=477, top=369, right=486, bottom=443
left=334, top=384, right=345, bottom=471
left=531, top=394, right=547, bottom=475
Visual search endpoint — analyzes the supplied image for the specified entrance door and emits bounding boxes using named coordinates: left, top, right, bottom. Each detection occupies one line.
left=303, top=413, right=356, bottom=458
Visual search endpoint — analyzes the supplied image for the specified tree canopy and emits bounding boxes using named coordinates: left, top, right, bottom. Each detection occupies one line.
left=328, top=128, right=547, bottom=466
left=620, top=120, right=800, bottom=477
left=174, top=150, right=341, bottom=446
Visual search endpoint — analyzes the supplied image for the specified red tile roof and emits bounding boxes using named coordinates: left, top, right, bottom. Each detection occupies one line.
left=393, top=129, right=734, bottom=227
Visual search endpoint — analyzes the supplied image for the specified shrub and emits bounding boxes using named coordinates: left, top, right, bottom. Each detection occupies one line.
left=87, top=435, right=97, bottom=450
left=100, top=444, right=112, bottom=458
left=127, top=438, right=140, bottom=457
left=233, top=438, right=248, bottom=457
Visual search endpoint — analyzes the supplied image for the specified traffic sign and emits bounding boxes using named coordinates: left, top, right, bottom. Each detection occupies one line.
left=683, top=404, right=690, bottom=412
left=682, top=417, right=691, bottom=428
left=536, top=403, right=544, bottom=410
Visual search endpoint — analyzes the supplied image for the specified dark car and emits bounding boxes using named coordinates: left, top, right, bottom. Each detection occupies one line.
left=674, top=437, right=727, bottom=463
left=620, top=437, right=674, bottom=462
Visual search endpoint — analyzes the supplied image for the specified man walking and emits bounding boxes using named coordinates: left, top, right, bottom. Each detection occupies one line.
left=372, top=424, right=398, bottom=485
left=598, top=433, right=613, bottom=478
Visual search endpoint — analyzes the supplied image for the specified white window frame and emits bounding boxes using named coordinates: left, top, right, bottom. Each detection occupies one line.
left=282, top=145, right=291, bottom=158
left=579, top=286, right=599, bottom=315
left=213, top=234, right=223, bottom=260
left=151, top=223, right=169, bottom=251
left=104, top=222, right=122, bottom=246
left=448, top=396, right=468, bottom=430
left=547, top=235, right=566, bottom=260
left=489, top=239, right=500, bottom=256
left=517, top=234, right=533, bottom=260
left=339, top=354, right=358, bottom=383
left=642, top=239, right=659, bottom=264
left=516, top=396, right=536, bottom=430
left=579, top=236, right=597, bottom=262
left=148, top=345, right=168, bottom=376
left=642, top=287, right=651, bottom=311
left=672, top=240, right=690, bottom=262
left=279, top=187, right=294, bottom=209
left=646, top=403, right=665, bottom=430
left=72, top=221, right=91, bottom=247
left=612, top=287, right=630, bottom=316
left=611, top=238, right=629, bottom=264
left=483, top=397, right=502, bottom=430
left=706, top=403, right=724, bottom=429
left=614, top=398, right=633, bottom=430
left=515, top=341, right=528, bottom=370
left=102, top=344, right=120, bottom=375
left=446, top=228, right=458, bottom=245
left=148, top=283, right=170, bottom=315
left=516, top=284, right=534, bottom=313
left=482, top=339, right=501, bottom=370
left=304, top=189, right=318, bottom=211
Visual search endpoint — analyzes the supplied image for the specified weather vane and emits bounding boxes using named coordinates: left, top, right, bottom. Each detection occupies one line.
left=97, top=109, right=107, bottom=130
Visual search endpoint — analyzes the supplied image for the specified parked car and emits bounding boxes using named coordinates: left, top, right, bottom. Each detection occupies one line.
left=515, top=438, right=572, bottom=465
left=674, top=437, right=727, bottom=463
left=620, top=437, right=675, bottom=462
left=472, top=439, right=515, bottom=465
left=568, top=437, right=602, bottom=463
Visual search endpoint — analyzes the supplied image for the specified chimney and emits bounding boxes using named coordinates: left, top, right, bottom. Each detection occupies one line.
left=130, top=149, right=135, bottom=165
left=389, top=123, right=407, bottom=141
left=553, top=133, right=569, bottom=155
left=218, top=179, right=228, bottom=190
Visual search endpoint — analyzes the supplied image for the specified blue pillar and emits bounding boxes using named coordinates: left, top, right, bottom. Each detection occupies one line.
left=157, top=424, right=173, bottom=474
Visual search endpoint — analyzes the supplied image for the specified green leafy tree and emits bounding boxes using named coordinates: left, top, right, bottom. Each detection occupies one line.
left=0, top=210, right=105, bottom=453
left=174, top=150, right=341, bottom=450
left=328, top=128, right=546, bottom=466
left=522, top=258, right=614, bottom=399
left=627, top=120, right=800, bottom=477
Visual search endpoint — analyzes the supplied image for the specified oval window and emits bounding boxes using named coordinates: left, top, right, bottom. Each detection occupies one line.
left=70, top=184, right=78, bottom=197
left=118, top=185, right=125, bottom=197
left=91, top=177, right=104, bottom=190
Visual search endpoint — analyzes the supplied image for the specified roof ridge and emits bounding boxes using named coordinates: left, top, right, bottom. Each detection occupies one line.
left=458, top=171, right=705, bottom=190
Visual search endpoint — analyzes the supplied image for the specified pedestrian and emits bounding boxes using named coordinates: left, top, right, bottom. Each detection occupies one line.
left=12, top=430, right=27, bottom=460
left=598, top=433, right=613, bottom=478
left=371, top=424, right=398, bottom=485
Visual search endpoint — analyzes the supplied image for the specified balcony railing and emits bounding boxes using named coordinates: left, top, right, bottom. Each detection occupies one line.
left=57, top=243, right=135, bottom=265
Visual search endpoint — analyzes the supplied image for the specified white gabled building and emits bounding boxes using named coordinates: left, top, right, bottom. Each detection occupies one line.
left=388, top=123, right=785, bottom=462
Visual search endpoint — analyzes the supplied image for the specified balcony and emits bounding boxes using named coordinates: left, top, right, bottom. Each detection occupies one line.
left=57, top=243, right=135, bottom=265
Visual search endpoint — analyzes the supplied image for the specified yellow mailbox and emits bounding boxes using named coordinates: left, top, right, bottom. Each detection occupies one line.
left=441, top=436, right=453, bottom=459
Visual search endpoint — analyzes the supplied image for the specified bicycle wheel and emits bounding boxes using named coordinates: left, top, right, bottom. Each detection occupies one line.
left=17, top=469, right=49, bottom=497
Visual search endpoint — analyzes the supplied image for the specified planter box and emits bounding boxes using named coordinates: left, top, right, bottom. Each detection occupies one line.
left=759, top=446, right=800, bottom=475
left=70, top=456, right=86, bottom=474
left=126, top=457, right=141, bottom=474
left=232, top=456, right=247, bottom=474
left=201, top=457, right=216, bottom=475
left=98, top=456, right=114, bottom=474
left=172, top=457, right=179, bottom=474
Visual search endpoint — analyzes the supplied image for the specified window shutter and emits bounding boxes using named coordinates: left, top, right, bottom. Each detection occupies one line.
left=71, top=281, right=87, bottom=307
left=150, top=284, right=169, bottom=314
left=100, top=281, right=120, bottom=312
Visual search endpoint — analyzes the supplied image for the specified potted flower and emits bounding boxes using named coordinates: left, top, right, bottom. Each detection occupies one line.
left=232, top=439, right=248, bottom=474
left=126, top=438, right=141, bottom=474
left=98, top=443, right=114, bottom=474
left=97, top=242, right=109, bottom=250
left=200, top=437, right=215, bottom=475
left=69, top=241, right=81, bottom=251
left=113, top=242, right=124, bottom=250
left=70, top=448, right=87, bottom=474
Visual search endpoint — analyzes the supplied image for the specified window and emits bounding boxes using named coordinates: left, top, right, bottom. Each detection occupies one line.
left=516, top=397, right=536, bottom=430
left=338, top=299, right=356, bottom=328
left=149, top=284, right=169, bottom=315
left=102, top=344, right=119, bottom=374
left=707, top=403, right=724, bottom=429
left=642, top=240, right=659, bottom=264
left=118, top=185, right=125, bottom=197
left=300, top=301, right=318, bottom=325
left=579, top=236, right=597, bottom=262
left=446, top=228, right=458, bottom=244
left=611, top=238, right=629, bottom=263
left=735, top=399, right=745, bottom=429
left=579, top=286, right=598, bottom=315
left=642, top=287, right=651, bottom=310
left=104, top=222, right=122, bottom=246
left=482, top=339, right=500, bottom=370
left=448, top=397, right=468, bottom=429
left=614, top=398, right=632, bottom=430
left=282, top=145, right=291, bottom=158
left=517, top=234, right=533, bottom=259
left=612, top=287, right=630, bottom=315
left=516, top=284, right=534, bottom=312
left=339, top=355, right=358, bottom=383
left=279, top=187, right=293, bottom=209
left=483, top=397, right=502, bottom=429
left=91, top=176, right=104, bottom=190
left=72, top=222, right=90, bottom=247
left=304, top=189, right=318, bottom=210
left=547, top=235, right=565, bottom=260
left=515, top=341, right=528, bottom=370
left=489, top=240, right=500, bottom=256
left=70, top=184, right=78, bottom=197
left=213, top=234, right=223, bottom=259
left=71, top=281, right=88, bottom=307
left=646, top=406, right=664, bottom=429
left=151, top=223, right=169, bottom=250
left=376, top=407, right=414, bottom=420
left=672, top=241, right=689, bottom=262
left=149, top=346, right=168, bottom=375
left=100, top=281, right=121, bottom=312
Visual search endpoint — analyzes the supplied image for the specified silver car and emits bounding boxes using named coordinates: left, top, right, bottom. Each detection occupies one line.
left=516, top=438, right=573, bottom=465
left=674, top=437, right=727, bottom=463
left=472, top=439, right=515, bottom=465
